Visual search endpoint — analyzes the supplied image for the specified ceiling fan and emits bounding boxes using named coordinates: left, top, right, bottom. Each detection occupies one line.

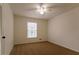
left=24, top=3, right=59, bottom=15
left=36, top=3, right=47, bottom=15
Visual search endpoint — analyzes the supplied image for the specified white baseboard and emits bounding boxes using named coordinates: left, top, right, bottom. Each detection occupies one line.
left=48, top=40, right=79, bottom=53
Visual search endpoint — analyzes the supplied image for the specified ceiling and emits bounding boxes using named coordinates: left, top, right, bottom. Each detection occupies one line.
left=10, top=3, right=79, bottom=20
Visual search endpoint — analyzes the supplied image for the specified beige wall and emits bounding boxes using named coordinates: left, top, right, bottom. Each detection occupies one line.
left=14, top=15, right=48, bottom=44
left=48, top=7, right=79, bottom=52
left=1, top=4, right=14, bottom=54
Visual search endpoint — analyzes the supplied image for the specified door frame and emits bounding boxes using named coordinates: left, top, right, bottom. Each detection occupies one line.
left=0, top=5, right=2, bottom=55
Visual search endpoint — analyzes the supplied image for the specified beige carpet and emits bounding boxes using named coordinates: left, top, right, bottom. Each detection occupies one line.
left=10, top=41, right=79, bottom=55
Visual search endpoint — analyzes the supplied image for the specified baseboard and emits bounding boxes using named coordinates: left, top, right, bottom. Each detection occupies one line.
left=14, top=41, right=48, bottom=45
left=48, top=40, right=79, bottom=53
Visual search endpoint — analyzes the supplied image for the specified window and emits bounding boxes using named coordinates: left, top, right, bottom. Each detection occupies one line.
left=27, top=22, right=37, bottom=38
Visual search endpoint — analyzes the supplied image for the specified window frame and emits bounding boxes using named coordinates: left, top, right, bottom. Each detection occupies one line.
left=27, top=22, right=37, bottom=38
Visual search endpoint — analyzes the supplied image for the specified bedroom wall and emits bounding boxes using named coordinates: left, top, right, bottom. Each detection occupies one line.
left=48, top=7, right=79, bottom=52
left=14, top=15, right=48, bottom=44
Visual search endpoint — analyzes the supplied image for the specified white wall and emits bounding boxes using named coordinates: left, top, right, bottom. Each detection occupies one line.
left=14, top=15, right=48, bottom=44
left=48, top=7, right=79, bottom=52
left=1, top=4, right=14, bottom=54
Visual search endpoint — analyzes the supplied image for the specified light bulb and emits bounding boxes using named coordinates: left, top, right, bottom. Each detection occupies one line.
left=40, top=7, right=44, bottom=15
left=40, top=11, right=44, bottom=15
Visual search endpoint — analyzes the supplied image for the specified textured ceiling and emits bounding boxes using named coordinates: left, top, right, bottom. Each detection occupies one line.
left=10, top=3, right=79, bottom=20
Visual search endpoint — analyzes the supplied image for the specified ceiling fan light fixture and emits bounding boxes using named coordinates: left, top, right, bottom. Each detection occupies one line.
left=40, top=10, right=44, bottom=15
left=37, top=4, right=46, bottom=15
left=40, top=7, right=45, bottom=15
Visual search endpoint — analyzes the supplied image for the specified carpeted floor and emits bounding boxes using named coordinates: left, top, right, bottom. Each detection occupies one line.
left=10, top=41, right=79, bottom=55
